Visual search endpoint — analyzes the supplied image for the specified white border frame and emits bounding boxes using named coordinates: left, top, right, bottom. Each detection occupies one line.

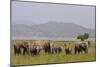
left=0, top=0, right=99, bottom=67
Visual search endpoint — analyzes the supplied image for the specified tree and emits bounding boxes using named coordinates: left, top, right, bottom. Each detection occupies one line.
left=84, top=33, right=89, bottom=40
left=77, top=33, right=89, bottom=41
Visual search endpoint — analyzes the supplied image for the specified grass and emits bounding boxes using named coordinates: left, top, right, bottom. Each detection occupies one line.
left=11, top=40, right=96, bottom=66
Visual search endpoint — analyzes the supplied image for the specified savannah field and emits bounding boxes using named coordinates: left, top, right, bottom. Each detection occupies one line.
left=11, top=40, right=96, bottom=66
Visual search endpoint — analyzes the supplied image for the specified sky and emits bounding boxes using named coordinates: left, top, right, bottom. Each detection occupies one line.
left=12, top=1, right=95, bottom=29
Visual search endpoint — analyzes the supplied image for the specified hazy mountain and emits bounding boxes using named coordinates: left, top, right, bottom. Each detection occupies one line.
left=12, top=22, right=95, bottom=38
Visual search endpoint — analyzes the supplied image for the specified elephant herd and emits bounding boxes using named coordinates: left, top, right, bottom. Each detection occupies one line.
left=13, top=40, right=90, bottom=56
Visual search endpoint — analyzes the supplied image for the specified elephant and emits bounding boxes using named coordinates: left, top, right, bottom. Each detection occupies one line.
left=74, top=42, right=88, bottom=54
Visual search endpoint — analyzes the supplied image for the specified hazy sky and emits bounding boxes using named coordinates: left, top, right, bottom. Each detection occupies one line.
left=12, top=1, right=95, bottom=29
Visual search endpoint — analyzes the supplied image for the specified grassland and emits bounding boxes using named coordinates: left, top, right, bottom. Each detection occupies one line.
left=11, top=40, right=96, bottom=66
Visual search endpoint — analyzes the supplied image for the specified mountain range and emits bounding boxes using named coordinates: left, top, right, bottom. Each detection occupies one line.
left=12, top=22, right=95, bottom=39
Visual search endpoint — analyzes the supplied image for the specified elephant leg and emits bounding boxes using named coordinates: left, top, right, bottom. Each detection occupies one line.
left=74, top=49, right=77, bottom=54
left=85, top=48, right=88, bottom=54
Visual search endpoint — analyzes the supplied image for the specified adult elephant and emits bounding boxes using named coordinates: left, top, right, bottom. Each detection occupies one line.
left=74, top=42, right=88, bottom=54
left=43, top=40, right=51, bottom=54
left=34, top=40, right=51, bottom=54
left=14, top=44, right=21, bottom=55
left=13, top=41, right=29, bottom=56
left=50, top=43, right=62, bottom=54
